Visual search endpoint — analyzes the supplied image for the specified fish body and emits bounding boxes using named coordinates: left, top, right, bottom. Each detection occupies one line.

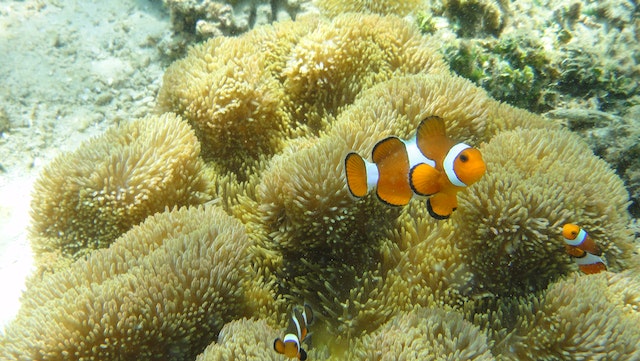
left=344, top=115, right=486, bottom=219
left=562, top=224, right=607, bottom=274
left=274, top=304, right=314, bottom=360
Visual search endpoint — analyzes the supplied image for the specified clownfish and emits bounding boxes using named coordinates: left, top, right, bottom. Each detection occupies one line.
left=562, top=224, right=607, bottom=274
left=344, top=115, right=486, bottom=219
left=273, top=304, right=314, bottom=360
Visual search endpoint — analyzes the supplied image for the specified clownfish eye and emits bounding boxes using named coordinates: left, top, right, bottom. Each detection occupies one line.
left=459, top=153, right=469, bottom=162
left=571, top=231, right=578, bottom=236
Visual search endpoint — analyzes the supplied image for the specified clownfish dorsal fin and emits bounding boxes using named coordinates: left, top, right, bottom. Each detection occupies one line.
left=302, top=303, right=314, bottom=325
left=416, top=116, right=447, bottom=142
left=371, top=136, right=404, bottom=164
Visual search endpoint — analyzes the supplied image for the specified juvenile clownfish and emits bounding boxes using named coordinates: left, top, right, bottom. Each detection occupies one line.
left=344, top=115, right=486, bottom=219
left=562, top=224, right=607, bottom=274
left=273, top=304, right=314, bottom=360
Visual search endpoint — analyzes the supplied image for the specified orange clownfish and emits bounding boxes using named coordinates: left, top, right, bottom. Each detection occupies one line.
left=562, top=224, right=607, bottom=274
left=273, top=304, right=314, bottom=360
left=344, top=115, right=486, bottom=219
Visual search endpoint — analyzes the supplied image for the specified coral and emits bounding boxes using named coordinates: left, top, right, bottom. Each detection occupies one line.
left=440, top=34, right=561, bottom=113
left=351, top=307, right=495, bottom=360
left=546, top=107, right=640, bottom=217
left=158, top=13, right=448, bottom=176
left=162, top=0, right=307, bottom=40
left=316, top=0, right=423, bottom=17
left=440, top=0, right=506, bottom=37
left=29, top=113, right=208, bottom=269
left=0, top=205, right=275, bottom=361
left=195, top=318, right=282, bottom=361
left=7, top=7, right=640, bottom=361
left=417, top=0, right=640, bottom=114
left=493, top=271, right=640, bottom=360
left=251, top=72, right=552, bottom=342
left=455, top=127, right=635, bottom=297
left=325, top=204, right=475, bottom=343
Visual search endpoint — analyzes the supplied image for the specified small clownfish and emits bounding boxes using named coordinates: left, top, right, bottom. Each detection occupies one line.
left=562, top=224, right=607, bottom=274
left=273, top=304, right=314, bottom=360
left=344, top=115, right=486, bottom=219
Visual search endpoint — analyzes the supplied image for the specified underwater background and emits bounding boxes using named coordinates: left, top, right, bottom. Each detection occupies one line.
left=0, top=0, right=639, bottom=359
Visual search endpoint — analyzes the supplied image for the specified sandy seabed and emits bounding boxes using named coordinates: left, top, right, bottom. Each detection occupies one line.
left=0, top=0, right=170, bottom=330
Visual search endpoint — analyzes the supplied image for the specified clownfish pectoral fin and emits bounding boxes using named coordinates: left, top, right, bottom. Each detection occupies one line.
left=299, top=348, right=308, bottom=361
left=564, top=244, right=586, bottom=258
left=371, top=137, right=413, bottom=206
left=345, top=152, right=374, bottom=198
left=410, top=163, right=440, bottom=196
left=426, top=192, right=457, bottom=220
left=273, top=338, right=286, bottom=355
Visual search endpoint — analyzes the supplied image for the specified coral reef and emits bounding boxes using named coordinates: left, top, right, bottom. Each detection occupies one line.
left=546, top=107, right=640, bottom=218
left=417, top=0, right=640, bottom=220
left=478, top=270, right=640, bottom=360
left=158, top=13, right=448, bottom=176
left=420, top=0, right=639, bottom=114
left=455, top=127, right=635, bottom=296
left=161, top=0, right=313, bottom=52
left=0, top=205, right=274, bottom=361
left=29, top=113, right=208, bottom=270
left=3, top=7, right=639, bottom=361
left=440, top=35, right=560, bottom=113
left=316, top=0, right=423, bottom=17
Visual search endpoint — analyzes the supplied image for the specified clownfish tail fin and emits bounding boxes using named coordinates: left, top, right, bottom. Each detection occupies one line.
left=345, top=152, right=373, bottom=198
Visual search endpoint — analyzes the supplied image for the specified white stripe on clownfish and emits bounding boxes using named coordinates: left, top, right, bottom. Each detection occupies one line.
left=564, top=228, right=587, bottom=247
left=443, top=143, right=472, bottom=187
left=364, top=160, right=379, bottom=194
left=358, top=136, right=436, bottom=198
left=574, top=252, right=606, bottom=267
left=402, top=136, right=436, bottom=170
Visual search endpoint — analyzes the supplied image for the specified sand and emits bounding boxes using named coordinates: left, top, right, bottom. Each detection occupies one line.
left=0, top=0, right=170, bottom=331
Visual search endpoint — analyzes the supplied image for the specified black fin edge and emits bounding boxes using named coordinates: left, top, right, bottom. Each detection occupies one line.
left=427, top=198, right=450, bottom=220
left=408, top=164, right=435, bottom=197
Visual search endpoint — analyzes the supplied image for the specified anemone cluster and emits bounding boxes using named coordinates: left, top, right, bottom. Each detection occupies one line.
left=1, top=10, right=639, bottom=361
